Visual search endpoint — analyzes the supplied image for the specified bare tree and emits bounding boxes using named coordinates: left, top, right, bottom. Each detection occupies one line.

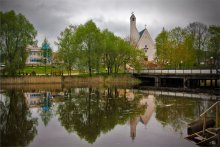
left=186, top=22, right=210, bottom=65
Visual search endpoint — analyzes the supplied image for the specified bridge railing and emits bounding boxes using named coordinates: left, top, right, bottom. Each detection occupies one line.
left=133, top=69, right=219, bottom=74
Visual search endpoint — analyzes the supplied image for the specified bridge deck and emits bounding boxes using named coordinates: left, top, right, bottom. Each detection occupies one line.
left=134, top=69, right=220, bottom=75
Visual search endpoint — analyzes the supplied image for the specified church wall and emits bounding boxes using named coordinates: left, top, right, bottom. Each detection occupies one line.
left=137, top=31, right=156, bottom=61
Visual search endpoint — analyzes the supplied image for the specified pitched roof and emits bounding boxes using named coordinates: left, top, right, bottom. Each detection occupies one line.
left=138, top=28, right=155, bottom=44
left=139, top=29, right=146, bottom=38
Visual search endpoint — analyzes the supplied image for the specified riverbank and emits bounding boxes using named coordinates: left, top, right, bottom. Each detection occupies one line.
left=0, top=75, right=140, bottom=86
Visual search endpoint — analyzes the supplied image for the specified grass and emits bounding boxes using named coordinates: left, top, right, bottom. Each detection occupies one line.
left=22, top=66, right=78, bottom=75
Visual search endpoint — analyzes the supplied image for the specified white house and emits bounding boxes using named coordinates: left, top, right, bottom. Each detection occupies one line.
left=26, top=45, right=52, bottom=65
left=26, top=45, right=42, bottom=65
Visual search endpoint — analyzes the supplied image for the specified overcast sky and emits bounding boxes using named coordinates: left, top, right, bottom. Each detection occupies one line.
left=1, top=0, right=220, bottom=51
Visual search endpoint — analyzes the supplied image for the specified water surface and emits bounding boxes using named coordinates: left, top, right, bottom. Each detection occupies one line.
left=0, top=86, right=218, bottom=147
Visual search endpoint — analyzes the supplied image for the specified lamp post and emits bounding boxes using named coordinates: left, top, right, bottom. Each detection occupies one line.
left=210, top=56, right=213, bottom=74
left=180, top=60, right=183, bottom=69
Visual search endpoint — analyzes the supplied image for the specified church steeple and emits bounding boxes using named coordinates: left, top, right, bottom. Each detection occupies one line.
left=130, top=12, right=140, bottom=46
left=130, top=12, right=136, bottom=22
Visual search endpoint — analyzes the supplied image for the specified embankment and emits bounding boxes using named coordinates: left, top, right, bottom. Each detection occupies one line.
left=0, top=75, right=140, bottom=87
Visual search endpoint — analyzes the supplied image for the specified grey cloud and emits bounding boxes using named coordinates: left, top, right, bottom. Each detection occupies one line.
left=1, top=0, right=220, bottom=50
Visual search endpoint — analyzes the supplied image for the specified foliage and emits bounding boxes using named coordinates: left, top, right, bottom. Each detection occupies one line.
left=208, top=25, right=220, bottom=68
left=56, top=25, right=78, bottom=75
left=0, top=10, right=37, bottom=76
left=186, top=22, right=209, bottom=64
left=155, top=28, right=170, bottom=65
left=156, top=22, right=220, bottom=69
left=155, top=27, right=196, bottom=68
left=75, top=21, right=103, bottom=76
left=57, top=20, right=144, bottom=76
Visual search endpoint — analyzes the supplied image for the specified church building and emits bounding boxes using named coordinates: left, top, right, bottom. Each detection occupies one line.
left=130, top=13, right=155, bottom=61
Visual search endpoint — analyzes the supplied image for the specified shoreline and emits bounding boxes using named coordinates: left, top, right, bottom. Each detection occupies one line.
left=0, top=75, right=140, bottom=85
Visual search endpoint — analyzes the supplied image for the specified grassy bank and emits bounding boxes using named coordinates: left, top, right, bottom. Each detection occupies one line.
left=64, top=75, right=140, bottom=87
left=0, top=76, right=61, bottom=84
left=0, top=74, right=140, bottom=86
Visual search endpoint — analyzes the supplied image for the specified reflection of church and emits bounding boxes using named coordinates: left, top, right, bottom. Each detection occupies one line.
left=130, top=95, right=155, bottom=140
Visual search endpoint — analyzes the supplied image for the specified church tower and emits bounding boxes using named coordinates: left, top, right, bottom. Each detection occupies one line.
left=130, top=12, right=140, bottom=47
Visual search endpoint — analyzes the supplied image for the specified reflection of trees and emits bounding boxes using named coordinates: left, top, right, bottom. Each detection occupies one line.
left=0, top=90, right=38, bottom=146
left=155, top=95, right=214, bottom=132
left=57, top=88, right=145, bottom=144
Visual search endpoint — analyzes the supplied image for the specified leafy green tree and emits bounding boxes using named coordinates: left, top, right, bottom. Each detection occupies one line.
left=155, top=27, right=196, bottom=68
left=56, top=25, right=78, bottom=75
left=0, top=10, right=37, bottom=76
left=75, top=20, right=102, bottom=76
left=56, top=21, right=145, bottom=75
left=129, top=47, right=145, bottom=72
left=155, top=28, right=170, bottom=66
left=102, top=29, right=117, bottom=74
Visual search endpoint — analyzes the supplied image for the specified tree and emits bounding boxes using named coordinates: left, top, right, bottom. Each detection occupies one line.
left=41, top=38, right=52, bottom=75
left=0, top=11, right=37, bottom=76
left=155, top=28, right=170, bottom=66
left=75, top=20, right=102, bottom=76
left=56, top=21, right=145, bottom=76
left=102, top=29, right=117, bottom=74
left=155, top=27, right=196, bottom=69
left=56, top=25, right=78, bottom=75
left=186, top=22, right=209, bottom=65
left=208, top=25, right=220, bottom=69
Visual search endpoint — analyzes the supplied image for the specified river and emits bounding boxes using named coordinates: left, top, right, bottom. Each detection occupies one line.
left=0, top=85, right=219, bottom=147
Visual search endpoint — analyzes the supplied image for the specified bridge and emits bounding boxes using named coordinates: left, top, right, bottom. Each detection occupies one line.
left=132, top=69, right=220, bottom=88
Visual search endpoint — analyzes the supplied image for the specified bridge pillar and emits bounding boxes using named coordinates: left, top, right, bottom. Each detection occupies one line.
left=155, top=77, right=160, bottom=87
left=211, top=80, right=213, bottom=87
left=183, top=77, right=187, bottom=89
left=215, top=79, right=218, bottom=88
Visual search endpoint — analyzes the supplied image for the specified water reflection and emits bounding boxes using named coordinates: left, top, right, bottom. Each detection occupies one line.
left=0, top=90, right=38, bottom=146
left=130, top=95, right=155, bottom=140
left=0, top=86, right=218, bottom=147
left=57, top=88, right=146, bottom=143
left=154, top=94, right=215, bottom=135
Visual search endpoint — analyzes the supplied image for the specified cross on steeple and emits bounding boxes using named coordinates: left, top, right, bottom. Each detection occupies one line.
left=145, top=24, right=147, bottom=29
left=131, top=12, right=134, bottom=15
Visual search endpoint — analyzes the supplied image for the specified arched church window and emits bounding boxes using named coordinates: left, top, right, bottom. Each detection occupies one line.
left=132, top=18, right=135, bottom=21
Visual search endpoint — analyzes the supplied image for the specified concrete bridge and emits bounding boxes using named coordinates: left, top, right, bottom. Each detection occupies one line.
left=133, top=69, right=220, bottom=75
left=133, top=69, right=220, bottom=88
